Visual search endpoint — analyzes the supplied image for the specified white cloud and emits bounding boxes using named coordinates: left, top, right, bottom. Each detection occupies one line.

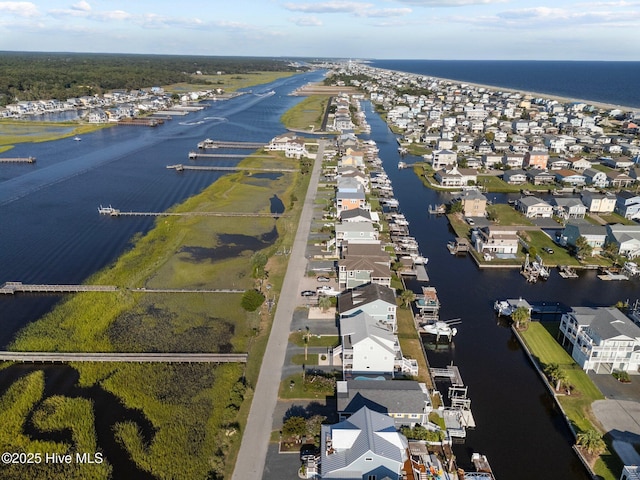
left=393, top=0, right=507, bottom=6
left=363, top=7, right=412, bottom=17
left=289, top=15, right=324, bottom=26
left=0, top=1, right=39, bottom=17
left=282, top=1, right=372, bottom=14
left=71, top=1, right=91, bottom=12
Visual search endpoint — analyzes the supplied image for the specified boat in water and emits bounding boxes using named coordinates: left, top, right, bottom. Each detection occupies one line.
left=74, top=136, right=82, bottom=141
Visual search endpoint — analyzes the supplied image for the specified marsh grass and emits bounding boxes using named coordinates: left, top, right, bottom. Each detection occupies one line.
left=5, top=148, right=311, bottom=479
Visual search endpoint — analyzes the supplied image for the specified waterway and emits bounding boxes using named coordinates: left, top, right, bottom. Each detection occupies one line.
left=0, top=70, right=324, bottom=478
left=362, top=100, right=640, bottom=479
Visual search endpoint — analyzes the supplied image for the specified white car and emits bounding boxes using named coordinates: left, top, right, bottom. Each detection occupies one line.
left=316, top=286, right=340, bottom=296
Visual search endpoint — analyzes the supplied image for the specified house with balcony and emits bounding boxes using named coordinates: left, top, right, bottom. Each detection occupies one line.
left=336, top=189, right=367, bottom=214
left=555, top=169, right=586, bottom=187
left=615, top=191, right=640, bottom=220
left=434, top=166, right=477, bottom=187
left=526, top=169, right=556, bottom=186
left=472, top=226, right=520, bottom=255
left=455, top=190, right=487, bottom=217
left=338, top=282, right=397, bottom=332
left=552, top=197, right=587, bottom=219
left=580, top=192, right=616, bottom=213
left=606, top=171, right=635, bottom=189
left=560, top=221, right=607, bottom=254
left=606, top=224, right=640, bottom=258
left=430, top=149, right=457, bottom=169
left=517, top=196, right=553, bottom=218
left=335, top=222, right=378, bottom=248
left=338, top=243, right=392, bottom=291
left=502, top=169, right=527, bottom=185
left=320, top=406, right=409, bottom=480
left=336, top=380, right=432, bottom=428
left=583, top=168, right=609, bottom=188
left=559, top=306, right=640, bottom=373
left=524, top=149, right=550, bottom=170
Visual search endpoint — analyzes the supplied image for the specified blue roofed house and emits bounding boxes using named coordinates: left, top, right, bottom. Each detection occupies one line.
left=560, top=221, right=607, bottom=254
left=615, top=191, right=640, bottom=220
left=320, top=406, right=409, bottom=480
left=559, top=306, right=640, bottom=373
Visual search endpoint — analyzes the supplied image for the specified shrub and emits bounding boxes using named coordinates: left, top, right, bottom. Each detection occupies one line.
left=241, top=289, right=265, bottom=312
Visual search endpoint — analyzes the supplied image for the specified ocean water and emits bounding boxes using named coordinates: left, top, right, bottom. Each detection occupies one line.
left=370, top=59, right=640, bottom=109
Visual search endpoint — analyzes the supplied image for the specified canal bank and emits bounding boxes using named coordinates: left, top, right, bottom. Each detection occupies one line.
left=361, top=99, right=640, bottom=480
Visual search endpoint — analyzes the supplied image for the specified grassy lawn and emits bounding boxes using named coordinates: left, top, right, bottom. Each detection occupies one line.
left=280, top=95, right=329, bottom=131
left=279, top=372, right=336, bottom=400
left=0, top=120, right=110, bottom=151
left=396, top=307, right=432, bottom=386
left=447, top=213, right=472, bottom=239
left=487, top=203, right=534, bottom=226
left=599, top=212, right=637, bottom=225
left=289, top=332, right=339, bottom=348
left=291, top=353, right=319, bottom=365
left=478, top=175, right=554, bottom=193
left=519, top=322, right=620, bottom=480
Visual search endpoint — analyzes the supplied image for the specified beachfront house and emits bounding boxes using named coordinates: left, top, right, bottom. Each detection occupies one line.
left=336, top=380, right=432, bottom=428
left=559, top=306, right=640, bottom=374
left=320, top=406, right=409, bottom=480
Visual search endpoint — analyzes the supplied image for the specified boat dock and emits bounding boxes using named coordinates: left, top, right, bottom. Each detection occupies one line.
left=0, top=351, right=248, bottom=363
left=197, top=139, right=266, bottom=149
left=558, top=265, right=578, bottom=278
left=98, top=205, right=285, bottom=218
left=0, top=156, right=36, bottom=163
left=0, top=282, right=117, bottom=294
left=188, top=152, right=273, bottom=159
left=117, top=118, right=163, bottom=127
left=430, top=365, right=475, bottom=437
left=167, top=164, right=296, bottom=173
left=447, top=237, right=470, bottom=255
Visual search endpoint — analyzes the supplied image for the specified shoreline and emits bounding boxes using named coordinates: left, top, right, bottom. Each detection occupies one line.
left=370, top=65, right=640, bottom=112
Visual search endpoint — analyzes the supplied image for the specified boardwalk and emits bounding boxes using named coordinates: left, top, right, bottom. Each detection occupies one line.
left=0, top=282, right=245, bottom=295
left=188, top=152, right=273, bottom=159
left=0, top=352, right=248, bottom=363
left=167, top=164, right=296, bottom=173
left=197, top=139, right=266, bottom=149
left=98, top=206, right=285, bottom=218
left=232, top=140, right=325, bottom=480
left=0, top=156, right=36, bottom=163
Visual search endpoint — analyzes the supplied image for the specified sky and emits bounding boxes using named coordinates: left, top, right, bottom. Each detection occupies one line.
left=0, top=0, right=638, bottom=60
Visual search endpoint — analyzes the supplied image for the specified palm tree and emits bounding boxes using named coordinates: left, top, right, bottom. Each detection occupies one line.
left=511, top=306, right=531, bottom=330
left=399, top=289, right=416, bottom=309
left=544, top=363, right=568, bottom=391
left=576, top=428, right=606, bottom=456
left=303, top=326, right=311, bottom=361
left=318, top=295, right=332, bottom=312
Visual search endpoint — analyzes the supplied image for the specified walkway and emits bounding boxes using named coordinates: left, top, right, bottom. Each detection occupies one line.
left=0, top=352, right=247, bottom=363
left=232, top=140, right=325, bottom=480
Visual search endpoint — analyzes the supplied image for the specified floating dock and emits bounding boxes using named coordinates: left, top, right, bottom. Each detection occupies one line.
left=0, top=156, right=36, bottom=163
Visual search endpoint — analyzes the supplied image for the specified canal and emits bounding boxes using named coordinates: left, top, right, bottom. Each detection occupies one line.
left=362, top=100, right=639, bottom=479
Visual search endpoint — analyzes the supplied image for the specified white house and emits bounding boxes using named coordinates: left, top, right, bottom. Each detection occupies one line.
left=517, top=196, right=553, bottom=218
left=581, top=192, right=616, bottom=214
left=320, top=406, right=409, bottom=480
left=472, top=226, right=520, bottom=255
left=606, top=224, right=640, bottom=258
left=559, top=307, right=640, bottom=373
left=338, top=283, right=397, bottom=331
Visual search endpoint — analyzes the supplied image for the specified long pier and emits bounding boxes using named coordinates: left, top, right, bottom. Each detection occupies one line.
left=188, top=152, right=273, bottom=159
left=0, top=351, right=248, bottom=363
left=0, top=156, right=36, bottom=163
left=98, top=206, right=285, bottom=218
left=0, top=282, right=246, bottom=295
left=167, top=164, right=295, bottom=173
left=197, top=139, right=266, bottom=149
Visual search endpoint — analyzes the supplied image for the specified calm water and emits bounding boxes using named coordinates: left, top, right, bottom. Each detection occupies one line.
left=362, top=100, right=640, bottom=479
left=0, top=70, right=324, bottom=478
left=370, top=60, right=640, bottom=109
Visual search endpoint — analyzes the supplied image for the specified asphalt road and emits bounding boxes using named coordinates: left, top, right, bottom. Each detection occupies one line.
left=232, top=142, right=326, bottom=480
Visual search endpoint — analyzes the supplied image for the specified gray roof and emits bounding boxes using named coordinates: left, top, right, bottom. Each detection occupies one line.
left=337, top=380, right=427, bottom=415
left=564, top=221, right=607, bottom=237
left=571, top=306, right=640, bottom=341
left=339, top=312, right=395, bottom=350
left=340, top=208, right=372, bottom=221
left=339, top=283, right=396, bottom=314
left=321, top=406, right=408, bottom=478
left=553, top=197, right=585, bottom=209
left=518, top=196, right=551, bottom=207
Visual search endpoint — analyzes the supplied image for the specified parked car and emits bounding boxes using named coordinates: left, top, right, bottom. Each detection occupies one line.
left=316, top=276, right=331, bottom=282
left=542, top=247, right=554, bottom=254
left=300, top=290, right=316, bottom=297
left=465, top=217, right=475, bottom=226
left=300, top=444, right=319, bottom=461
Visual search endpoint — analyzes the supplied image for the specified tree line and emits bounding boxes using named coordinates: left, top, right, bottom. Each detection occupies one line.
left=0, top=52, right=300, bottom=106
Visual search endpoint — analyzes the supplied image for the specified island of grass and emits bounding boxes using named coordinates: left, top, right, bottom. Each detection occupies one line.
left=1, top=147, right=311, bottom=480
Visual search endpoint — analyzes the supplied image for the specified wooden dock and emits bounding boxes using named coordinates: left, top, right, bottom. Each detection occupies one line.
left=0, top=156, right=36, bottom=163
left=98, top=206, right=285, bottom=218
left=117, top=118, right=164, bottom=127
left=197, top=139, right=266, bottom=149
left=0, top=351, right=248, bottom=363
left=167, top=164, right=295, bottom=173
left=188, top=152, right=273, bottom=159
left=0, top=282, right=117, bottom=294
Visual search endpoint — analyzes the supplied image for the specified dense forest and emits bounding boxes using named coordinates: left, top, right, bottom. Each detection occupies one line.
left=0, top=52, right=302, bottom=106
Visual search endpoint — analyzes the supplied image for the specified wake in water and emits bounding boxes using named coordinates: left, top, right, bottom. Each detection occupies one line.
left=178, top=116, right=228, bottom=126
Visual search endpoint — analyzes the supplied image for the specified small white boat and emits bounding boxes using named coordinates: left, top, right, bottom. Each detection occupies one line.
left=398, top=161, right=407, bottom=169
left=494, top=300, right=513, bottom=316
left=421, top=321, right=458, bottom=338
left=74, top=136, right=82, bottom=141
left=624, top=262, right=640, bottom=276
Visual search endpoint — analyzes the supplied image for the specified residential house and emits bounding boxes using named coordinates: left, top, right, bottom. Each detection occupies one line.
left=434, top=166, right=477, bottom=187
left=340, top=208, right=373, bottom=223
left=482, top=153, right=503, bottom=169
left=526, top=169, right=556, bottom=186
left=338, top=282, right=397, bottom=331
left=560, top=220, right=607, bottom=254
left=455, top=190, right=488, bottom=217
left=552, top=197, right=587, bottom=219
left=336, top=380, right=432, bottom=428
left=606, top=171, right=635, bottom=189
left=502, top=153, right=525, bottom=169
left=336, top=190, right=367, bottom=214
left=472, top=226, right=520, bottom=255
left=580, top=191, right=616, bottom=213
left=583, top=168, right=609, bottom=188
left=602, top=156, right=635, bottom=169
left=266, top=133, right=308, bottom=158
left=320, top=406, right=409, bottom=480
left=568, top=156, right=592, bottom=171
left=517, top=196, right=554, bottom=218
left=502, top=169, right=528, bottom=185
left=524, top=149, right=550, bottom=170
left=549, top=158, right=571, bottom=170
left=430, top=149, right=457, bottom=169
left=555, top=170, right=586, bottom=186
left=559, top=307, right=640, bottom=373
left=338, top=243, right=392, bottom=291
left=335, top=223, right=378, bottom=248
left=615, top=191, right=640, bottom=220
left=606, top=224, right=640, bottom=257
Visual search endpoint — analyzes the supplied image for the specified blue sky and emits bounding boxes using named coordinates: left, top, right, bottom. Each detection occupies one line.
left=0, top=0, right=637, bottom=60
